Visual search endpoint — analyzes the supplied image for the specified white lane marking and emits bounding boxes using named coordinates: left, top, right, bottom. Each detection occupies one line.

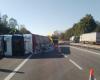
left=64, top=55, right=68, bottom=58
left=69, top=59, right=83, bottom=70
left=62, top=53, right=68, bottom=58
left=4, top=54, right=33, bottom=80
left=89, top=76, right=97, bottom=80
left=70, top=46, right=100, bottom=56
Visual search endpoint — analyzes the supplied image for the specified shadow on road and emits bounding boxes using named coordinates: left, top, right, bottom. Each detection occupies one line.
left=0, top=57, right=4, bottom=60
left=0, top=69, right=24, bottom=74
left=31, top=46, right=70, bottom=59
left=59, top=46, right=70, bottom=55
left=5, top=54, right=29, bottom=59
left=4, top=45, right=70, bottom=59
left=31, top=51, right=64, bottom=59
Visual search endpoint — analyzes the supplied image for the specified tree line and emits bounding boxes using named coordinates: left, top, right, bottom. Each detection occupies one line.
left=0, top=13, right=31, bottom=35
left=59, top=14, right=100, bottom=40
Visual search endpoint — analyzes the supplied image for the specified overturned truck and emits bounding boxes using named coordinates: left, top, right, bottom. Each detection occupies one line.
left=0, top=34, right=52, bottom=57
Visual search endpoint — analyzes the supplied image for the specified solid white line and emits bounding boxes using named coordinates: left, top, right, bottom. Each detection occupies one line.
left=70, top=46, right=100, bottom=56
left=69, top=59, right=83, bottom=70
left=89, top=75, right=96, bottom=80
left=4, top=54, right=33, bottom=80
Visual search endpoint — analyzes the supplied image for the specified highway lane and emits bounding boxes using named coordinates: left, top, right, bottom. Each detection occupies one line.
left=69, top=46, right=100, bottom=80
left=0, top=55, right=29, bottom=80
left=0, top=45, right=100, bottom=80
left=9, top=50, right=88, bottom=80
left=60, top=45, right=100, bottom=79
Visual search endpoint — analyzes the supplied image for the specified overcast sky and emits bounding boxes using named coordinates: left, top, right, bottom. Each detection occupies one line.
left=0, top=0, right=100, bottom=35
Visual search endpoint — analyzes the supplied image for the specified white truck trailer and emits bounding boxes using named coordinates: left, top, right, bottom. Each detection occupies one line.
left=80, top=32, right=100, bottom=44
left=70, top=36, right=75, bottom=42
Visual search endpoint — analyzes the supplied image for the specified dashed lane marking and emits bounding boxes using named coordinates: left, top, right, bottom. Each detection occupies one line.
left=4, top=54, right=33, bottom=80
left=69, top=59, right=83, bottom=70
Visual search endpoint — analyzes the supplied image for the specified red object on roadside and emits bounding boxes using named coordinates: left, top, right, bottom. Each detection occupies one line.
left=90, top=68, right=94, bottom=76
left=89, top=68, right=95, bottom=80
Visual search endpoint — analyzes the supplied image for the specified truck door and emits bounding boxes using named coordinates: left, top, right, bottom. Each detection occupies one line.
left=12, top=35, right=24, bottom=56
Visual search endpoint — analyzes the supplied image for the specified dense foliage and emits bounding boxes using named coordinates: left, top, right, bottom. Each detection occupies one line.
left=59, top=14, right=100, bottom=40
left=0, top=13, right=31, bottom=35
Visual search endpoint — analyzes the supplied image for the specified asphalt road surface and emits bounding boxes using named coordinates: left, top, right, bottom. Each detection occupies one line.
left=0, top=45, right=100, bottom=80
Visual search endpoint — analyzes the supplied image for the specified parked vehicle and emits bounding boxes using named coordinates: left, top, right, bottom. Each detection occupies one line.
left=80, top=32, right=100, bottom=44
left=70, top=36, right=80, bottom=43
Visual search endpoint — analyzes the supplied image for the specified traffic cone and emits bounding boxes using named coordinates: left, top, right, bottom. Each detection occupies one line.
left=89, top=68, right=95, bottom=80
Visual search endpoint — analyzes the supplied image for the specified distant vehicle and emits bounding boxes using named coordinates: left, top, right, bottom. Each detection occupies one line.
left=70, top=36, right=80, bottom=43
left=80, top=32, right=100, bottom=44
left=59, top=41, right=69, bottom=45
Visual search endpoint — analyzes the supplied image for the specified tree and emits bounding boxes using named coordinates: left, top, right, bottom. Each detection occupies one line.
left=53, top=30, right=60, bottom=36
left=0, top=23, right=11, bottom=34
left=0, top=14, right=10, bottom=34
left=59, top=32, right=65, bottom=40
left=8, top=18, right=18, bottom=29
left=19, top=25, right=31, bottom=34
left=0, top=13, right=31, bottom=35
left=64, top=28, right=74, bottom=40
left=94, top=21, right=100, bottom=32
left=79, top=14, right=97, bottom=33
left=1, top=14, right=8, bottom=25
left=59, top=14, right=97, bottom=40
